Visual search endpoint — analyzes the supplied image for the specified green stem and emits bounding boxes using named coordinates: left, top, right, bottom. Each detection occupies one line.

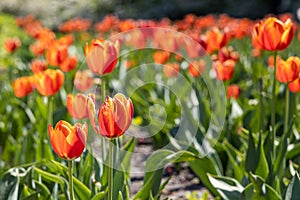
left=108, top=139, right=114, bottom=200
left=259, top=78, right=264, bottom=133
left=68, top=160, right=74, bottom=200
left=284, top=86, right=289, bottom=133
left=271, top=51, right=277, bottom=157
left=101, top=77, right=106, bottom=159
left=47, top=96, right=53, bottom=126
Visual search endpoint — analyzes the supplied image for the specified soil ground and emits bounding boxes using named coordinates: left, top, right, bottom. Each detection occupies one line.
left=129, top=141, right=212, bottom=199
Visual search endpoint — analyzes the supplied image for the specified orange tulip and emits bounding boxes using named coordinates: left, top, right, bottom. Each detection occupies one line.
left=12, top=76, right=35, bottom=98
left=48, top=120, right=88, bottom=160
left=163, top=63, right=180, bottom=78
left=218, top=46, right=239, bottom=62
left=4, top=38, right=21, bottom=53
left=88, top=93, right=133, bottom=139
left=252, top=17, right=294, bottom=51
left=74, top=70, right=94, bottom=92
left=205, top=27, right=228, bottom=54
left=227, top=84, right=241, bottom=99
left=288, top=76, right=300, bottom=92
left=66, top=93, right=90, bottom=119
left=188, top=60, right=206, bottom=77
left=46, top=42, right=68, bottom=66
left=213, top=59, right=235, bottom=81
left=30, top=59, right=47, bottom=73
left=153, top=51, right=170, bottom=64
left=59, top=56, right=78, bottom=72
left=35, top=69, right=64, bottom=96
left=84, top=39, right=120, bottom=75
left=276, top=56, right=300, bottom=83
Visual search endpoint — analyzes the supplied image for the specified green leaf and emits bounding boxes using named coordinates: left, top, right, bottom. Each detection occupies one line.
left=91, top=191, right=106, bottom=200
left=73, top=176, right=92, bottom=200
left=189, top=156, right=220, bottom=196
left=207, top=174, right=243, bottom=200
left=255, top=135, right=269, bottom=180
left=286, top=143, right=300, bottom=160
left=32, top=180, right=51, bottom=198
left=285, top=173, right=300, bottom=200
left=33, top=167, right=65, bottom=186
left=274, top=118, right=294, bottom=177
left=249, top=173, right=280, bottom=200
left=0, top=172, right=19, bottom=200
left=245, top=131, right=259, bottom=172
left=113, top=166, right=126, bottom=200
left=118, top=191, right=123, bottom=200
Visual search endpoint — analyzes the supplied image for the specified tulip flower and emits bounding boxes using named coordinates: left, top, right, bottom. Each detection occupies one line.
left=205, top=27, right=228, bottom=54
left=12, top=76, right=35, bottom=98
left=66, top=93, right=91, bottom=119
left=84, top=39, right=120, bottom=75
left=4, top=38, right=21, bottom=53
left=227, top=84, right=241, bottom=99
left=46, top=42, right=68, bottom=66
left=48, top=120, right=88, bottom=160
left=252, top=17, right=294, bottom=51
left=288, top=76, right=300, bottom=93
left=35, top=69, right=64, bottom=96
left=163, top=63, right=180, bottom=78
left=88, top=93, right=133, bottom=139
left=153, top=51, right=170, bottom=64
left=30, top=59, right=47, bottom=73
left=213, top=59, right=235, bottom=81
left=188, top=60, right=206, bottom=77
left=74, top=70, right=94, bottom=92
left=59, top=56, right=78, bottom=72
left=276, top=56, right=300, bottom=83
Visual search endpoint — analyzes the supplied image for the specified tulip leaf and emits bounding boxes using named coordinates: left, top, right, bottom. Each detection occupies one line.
left=33, top=167, right=65, bottom=186
left=32, top=180, right=51, bottom=198
left=207, top=174, right=244, bottom=200
left=91, top=191, right=106, bottom=200
left=249, top=173, right=280, bottom=200
left=274, top=118, right=294, bottom=177
left=285, top=173, right=300, bottom=200
left=0, top=172, right=19, bottom=200
left=245, top=131, right=259, bottom=172
left=73, top=175, right=91, bottom=200
left=286, top=143, right=300, bottom=160
left=254, top=134, right=269, bottom=180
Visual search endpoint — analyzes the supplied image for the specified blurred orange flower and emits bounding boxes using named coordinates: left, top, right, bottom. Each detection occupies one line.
left=276, top=56, right=300, bottom=83
left=227, top=84, right=241, bottom=99
left=85, top=39, right=120, bottom=75
left=163, top=63, right=180, bottom=78
left=48, top=120, right=87, bottom=160
left=288, top=76, right=300, bottom=92
left=153, top=51, right=170, bottom=64
left=30, top=59, right=47, bottom=74
left=205, top=27, right=228, bottom=54
left=35, top=69, right=64, bottom=96
left=252, top=17, right=294, bottom=51
left=46, top=42, right=68, bottom=66
left=66, top=93, right=90, bottom=119
left=188, top=60, right=206, bottom=77
left=213, top=59, right=235, bottom=81
left=59, top=56, right=78, bottom=72
left=74, top=70, right=94, bottom=92
left=12, top=76, right=35, bottom=98
left=4, top=38, right=21, bottom=53
left=87, top=93, right=133, bottom=139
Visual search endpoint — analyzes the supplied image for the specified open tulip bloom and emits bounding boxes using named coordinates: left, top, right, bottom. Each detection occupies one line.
left=87, top=93, right=134, bottom=139
left=48, top=120, right=88, bottom=160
